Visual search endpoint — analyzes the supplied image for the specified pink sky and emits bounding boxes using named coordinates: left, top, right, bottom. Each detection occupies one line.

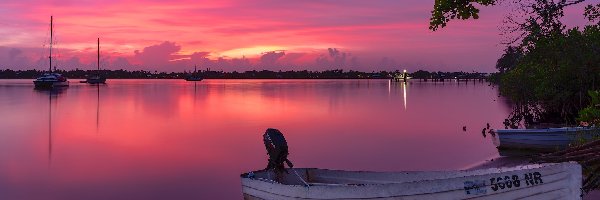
left=0, top=0, right=593, bottom=72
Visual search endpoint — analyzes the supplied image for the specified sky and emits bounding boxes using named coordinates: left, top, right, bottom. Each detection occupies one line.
left=0, top=0, right=594, bottom=72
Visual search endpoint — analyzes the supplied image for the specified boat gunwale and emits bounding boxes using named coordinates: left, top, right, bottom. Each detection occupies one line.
left=496, top=127, right=598, bottom=134
left=242, top=174, right=572, bottom=200
left=241, top=163, right=581, bottom=199
left=241, top=163, right=569, bottom=187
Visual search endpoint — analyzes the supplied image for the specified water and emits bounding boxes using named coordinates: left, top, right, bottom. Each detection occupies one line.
left=0, top=79, right=511, bottom=199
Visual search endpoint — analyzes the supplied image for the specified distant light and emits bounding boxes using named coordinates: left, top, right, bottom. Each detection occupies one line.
left=403, top=69, right=407, bottom=73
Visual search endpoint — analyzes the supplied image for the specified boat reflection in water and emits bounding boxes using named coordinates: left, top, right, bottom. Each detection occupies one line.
left=34, top=88, right=65, bottom=166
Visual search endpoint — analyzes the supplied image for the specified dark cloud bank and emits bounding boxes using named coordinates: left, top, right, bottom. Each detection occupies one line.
left=0, top=42, right=405, bottom=72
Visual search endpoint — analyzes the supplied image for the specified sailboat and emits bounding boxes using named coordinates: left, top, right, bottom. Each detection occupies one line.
left=185, top=65, right=203, bottom=81
left=34, top=16, right=69, bottom=89
left=86, top=38, right=106, bottom=84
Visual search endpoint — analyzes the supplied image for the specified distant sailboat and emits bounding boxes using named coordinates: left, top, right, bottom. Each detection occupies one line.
left=86, top=38, right=106, bottom=84
left=34, top=16, right=69, bottom=89
left=185, top=65, right=203, bottom=81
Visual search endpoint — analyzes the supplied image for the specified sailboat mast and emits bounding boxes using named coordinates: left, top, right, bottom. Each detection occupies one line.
left=49, top=16, right=53, bottom=73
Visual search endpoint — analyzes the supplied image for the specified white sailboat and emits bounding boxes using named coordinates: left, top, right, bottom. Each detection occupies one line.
left=34, top=16, right=69, bottom=89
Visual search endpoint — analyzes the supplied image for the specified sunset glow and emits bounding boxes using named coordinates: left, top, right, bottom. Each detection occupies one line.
left=0, top=0, right=592, bottom=72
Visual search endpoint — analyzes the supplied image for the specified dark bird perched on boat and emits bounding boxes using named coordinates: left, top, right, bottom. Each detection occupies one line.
left=462, top=126, right=467, bottom=132
left=486, top=123, right=490, bottom=129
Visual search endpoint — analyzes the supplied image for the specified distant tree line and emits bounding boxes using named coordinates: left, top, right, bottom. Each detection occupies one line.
left=410, top=70, right=488, bottom=80
left=0, top=69, right=489, bottom=80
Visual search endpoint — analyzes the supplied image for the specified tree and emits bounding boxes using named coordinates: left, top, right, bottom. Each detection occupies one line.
left=577, top=91, right=600, bottom=126
left=500, top=26, right=600, bottom=126
left=496, top=46, right=523, bottom=73
left=431, top=0, right=600, bottom=126
left=430, top=0, right=591, bottom=32
left=429, top=0, right=496, bottom=31
left=585, top=4, right=600, bottom=25
left=411, top=70, right=432, bottom=79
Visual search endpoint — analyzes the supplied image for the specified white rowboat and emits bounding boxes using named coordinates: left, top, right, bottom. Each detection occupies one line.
left=241, top=162, right=582, bottom=199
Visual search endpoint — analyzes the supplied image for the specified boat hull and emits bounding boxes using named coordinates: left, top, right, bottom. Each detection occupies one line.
left=240, top=163, right=581, bottom=199
left=185, top=77, right=203, bottom=81
left=33, top=80, right=69, bottom=89
left=497, top=128, right=600, bottom=151
left=86, top=77, right=106, bottom=84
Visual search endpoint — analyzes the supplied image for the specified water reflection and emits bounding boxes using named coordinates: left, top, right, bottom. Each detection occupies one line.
left=33, top=88, right=66, bottom=167
left=48, top=91, right=53, bottom=166
left=389, top=81, right=408, bottom=110
left=0, top=79, right=511, bottom=199
left=402, top=82, right=407, bottom=110
left=96, top=85, right=101, bottom=133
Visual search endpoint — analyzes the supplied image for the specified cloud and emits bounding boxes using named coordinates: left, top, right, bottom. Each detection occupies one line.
left=8, top=48, right=22, bottom=61
left=258, top=51, right=285, bottom=68
left=378, top=57, right=397, bottom=68
left=190, top=52, right=210, bottom=60
left=350, top=56, right=359, bottom=68
left=0, top=43, right=395, bottom=73
left=230, top=56, right=252, bottom=68
left=60, top=57, right=86, bottom=69
left=111, top=57, right=136, bottom=70
left=0, top=47, right=32, bottom=69
left=314, top=48, right=351, bottom=68
left=328, top=48, right=339, bottom=57
left=133, top=41, right=182, bottom=69
left=277, top=53, right=305, bottom=65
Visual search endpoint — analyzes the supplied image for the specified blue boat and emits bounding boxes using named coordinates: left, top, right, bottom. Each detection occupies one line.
left=496, top=127, right=600, bottom=151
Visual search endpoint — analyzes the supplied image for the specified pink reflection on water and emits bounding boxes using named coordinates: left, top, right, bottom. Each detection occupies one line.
left=0, top=79, right=511, bottom=199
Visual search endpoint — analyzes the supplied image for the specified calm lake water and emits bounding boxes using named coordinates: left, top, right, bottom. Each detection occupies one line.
left=0, top=79, right=511, bottom=199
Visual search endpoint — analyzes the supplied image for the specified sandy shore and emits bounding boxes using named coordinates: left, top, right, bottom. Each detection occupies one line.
left=467, top=156, right=598, bottom=199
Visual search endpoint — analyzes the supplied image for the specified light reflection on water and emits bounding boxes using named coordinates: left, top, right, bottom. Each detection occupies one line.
left=403, top=81, right=407, bottom=110
left=0, top=79, right=511, bottom=199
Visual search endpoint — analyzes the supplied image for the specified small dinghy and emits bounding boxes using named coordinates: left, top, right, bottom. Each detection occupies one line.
left=241, top=129, right=583, bottom=200
left=496, top=127, right=600, bottom=151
